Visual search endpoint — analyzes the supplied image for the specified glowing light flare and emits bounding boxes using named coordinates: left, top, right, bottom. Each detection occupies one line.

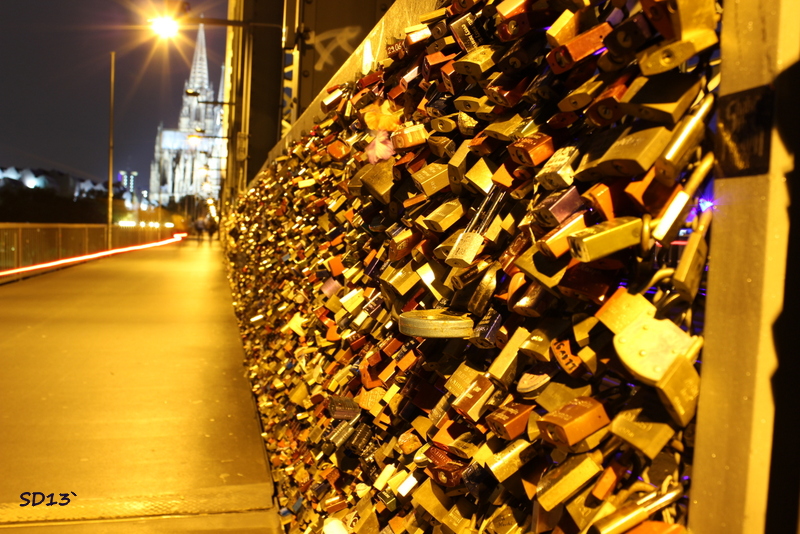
left=0, top=235, right=187, bottom=279
left=150, top=16, right=179, bottom=38
left=698, top=198, right=715, bottom=212
left=188, top=135, right=202, bottom=147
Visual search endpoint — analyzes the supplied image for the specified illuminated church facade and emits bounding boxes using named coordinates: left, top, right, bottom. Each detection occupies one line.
left=149, top=24, right=226, bottom=206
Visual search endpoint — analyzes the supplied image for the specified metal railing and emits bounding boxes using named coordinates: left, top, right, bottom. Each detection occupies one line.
left=0, top=224, right=174, bottom=283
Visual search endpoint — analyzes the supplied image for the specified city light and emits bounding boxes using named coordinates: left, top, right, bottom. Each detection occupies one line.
left=150, top=16, right=179, bottom=39
left=0, top=235, right=188, bottom=279
left=119, top=221, right=137, bottom=227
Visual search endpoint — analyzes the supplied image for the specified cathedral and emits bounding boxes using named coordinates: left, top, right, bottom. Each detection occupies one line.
left=149, top=24, right=226, bottom=206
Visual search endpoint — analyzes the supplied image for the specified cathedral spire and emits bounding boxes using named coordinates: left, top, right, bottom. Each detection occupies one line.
left=217, top=65, right=225, bottom=104
left=187, top=23, right=209, bottom=91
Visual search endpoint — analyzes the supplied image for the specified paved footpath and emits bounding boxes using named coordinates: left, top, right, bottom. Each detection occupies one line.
left=0, top=239, right=280, bottom=533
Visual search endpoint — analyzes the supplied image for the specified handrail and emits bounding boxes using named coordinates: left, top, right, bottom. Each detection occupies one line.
left=0, top=223, right=107, bottom=229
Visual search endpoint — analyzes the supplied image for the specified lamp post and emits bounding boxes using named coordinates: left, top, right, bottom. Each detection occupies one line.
left=185, top=89, right=234, bottom=107
left=107, top=52, right=115, bottom=250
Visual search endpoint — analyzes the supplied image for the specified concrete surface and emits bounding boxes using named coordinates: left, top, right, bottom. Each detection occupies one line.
left=0, top=239, right=278, bottom=531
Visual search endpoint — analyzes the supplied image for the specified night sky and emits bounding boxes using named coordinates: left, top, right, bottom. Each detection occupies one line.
left=0, top=0, right=228, bottom=190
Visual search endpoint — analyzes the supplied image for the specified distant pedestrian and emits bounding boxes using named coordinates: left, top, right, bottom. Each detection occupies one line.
left=205, top=216, right=218, bottom=241
left=193, top=218, right=205, bottom=242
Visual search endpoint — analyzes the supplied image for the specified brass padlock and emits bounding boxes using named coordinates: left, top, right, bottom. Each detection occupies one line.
left=671, top=207, right=712, bottom=301
left=559, top=73, right=607, bottom=112
left=536, top=210, right=590, bottom=259
left=547, top=23, right=613, bottom=74
left=654, top=92, right=715, bottom=184
left=603, top=12, right=655, bottom=58
left=536, top=139, right=582, bottom=190
left=424, top=198, right=467, bottom=233
left=440, top=59, right=466, bottom=95
left=637, top=0, right=718, bottom=76
left=412, top=162, right=450, bottom=197
left=568, top=217, right=643, bottom=262
left=452, top=374, right=499, bottom=423
left=614, top=314, right=702, bottom=386
left=588, top=485, right=684, bottom=534
left=486, top=401, right=537, bottom=441
left=448, top=139, right=473, bottom=194
left=426, top=133, right=457, bottom=160
left=486, top=326, right=530, bottom=390
left=538, top=396, right=611, bottom=448
left=618, top=71, right=703, bottom=126
left=534, top=186, right=584, bottom=228
left=509, top=133, right=556, bottom=167
left=596, top=122, right=674, bottom=177
left=655, top=352, right=700, bottom=427
left=431, top=113, right=459, bottom=133
left=511, top=278, right=558, bottom=317
left=452, top=45, right=506, bottom=80
left=652, top=151, right=714, bottom=243
left=609, top=389, right=676, bottom=460
left=546, top=7, right=598, bottom=48
left=470, top=305, right=505, bottom=348
left=586, top=68, right=637, bottom=127
left=446, top=188, right=507, bottom=268
left=536, top=438, right=622, bottom=511
left=465, top=157, right=499, bottom=194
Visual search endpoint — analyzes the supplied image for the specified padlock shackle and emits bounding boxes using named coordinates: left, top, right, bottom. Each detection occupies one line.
left=682, top=151, right=715, bottom=198
left=476, top=189, right=509, bottom=235
left=633, top=267, right=676, bottom=295
left=464, top=184, right=497, bottom=234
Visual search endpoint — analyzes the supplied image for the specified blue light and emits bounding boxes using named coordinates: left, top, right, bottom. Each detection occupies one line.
left=698, top=198, right=715, bottom=212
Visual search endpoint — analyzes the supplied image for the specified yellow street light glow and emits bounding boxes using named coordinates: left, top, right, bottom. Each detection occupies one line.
left=150, top=16, right=179, bottom=39
left=187, top=135, right=201, bottom=147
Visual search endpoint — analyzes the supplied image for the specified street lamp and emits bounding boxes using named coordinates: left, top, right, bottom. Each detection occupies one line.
left=107, top=52, right=115, bottom=250
left=185, top=89, right=234, bottom=107
left=150, top=16, right=179, bottom=38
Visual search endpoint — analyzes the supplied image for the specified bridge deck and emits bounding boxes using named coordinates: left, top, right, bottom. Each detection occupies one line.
left=0, top=239, right=278, bottom=532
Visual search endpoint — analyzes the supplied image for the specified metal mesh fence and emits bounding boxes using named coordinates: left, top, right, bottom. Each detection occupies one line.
left=0, top=224, right=173, bottom=282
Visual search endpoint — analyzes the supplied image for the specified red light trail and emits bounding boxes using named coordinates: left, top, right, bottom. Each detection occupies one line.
left=0, top=233, right=188, bottom=278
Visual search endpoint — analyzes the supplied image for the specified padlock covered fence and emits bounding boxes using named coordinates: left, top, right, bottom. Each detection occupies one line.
left=224, top=0, right=796, bottom=533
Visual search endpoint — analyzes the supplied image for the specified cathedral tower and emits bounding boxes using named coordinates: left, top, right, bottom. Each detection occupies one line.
left=150, top=22, right=224, bottom=207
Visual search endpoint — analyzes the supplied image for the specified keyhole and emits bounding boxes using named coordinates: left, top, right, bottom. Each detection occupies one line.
left=617, top=30, right=633, bottom=49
